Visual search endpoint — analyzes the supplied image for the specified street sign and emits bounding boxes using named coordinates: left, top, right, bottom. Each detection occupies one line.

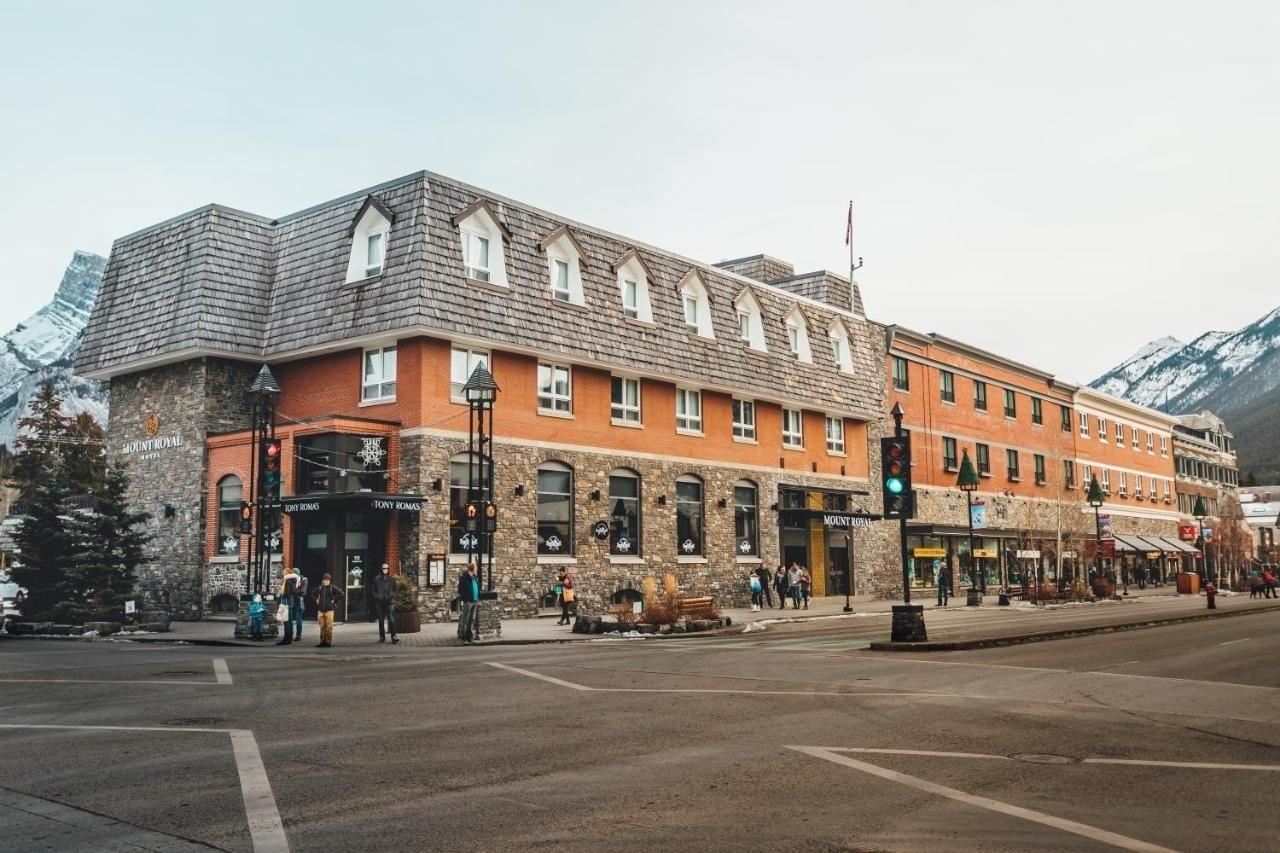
left=124, top=600, right=136, bottom=615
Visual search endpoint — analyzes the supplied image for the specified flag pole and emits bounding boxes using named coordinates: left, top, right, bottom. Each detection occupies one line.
left=846, top=200, right=863, bottom=282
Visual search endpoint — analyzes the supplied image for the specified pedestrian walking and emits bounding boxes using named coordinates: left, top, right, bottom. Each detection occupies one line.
left=787, top=563, right=803, bottom=609
left=1265, top=568, right=1277, bottom=599
left=248, top=593, right=266, bottom=641
left=775, top=565, right=789, bottom=610
left=371, top=563, right=399, bottom=644
left=936, top=564, right=950, bottom=606
left=457, top=562, right=482, bottom=643
left=311, top=573, right=343, bottom=648
left=748, top=572, right=763, bottom=611
left=276, top=568, right=300, bottom=645
left=755, top=564, right=775, bottom=608
left=556, top=569, right=576, bottom=625
left=799, top=566, right=812, bottom=609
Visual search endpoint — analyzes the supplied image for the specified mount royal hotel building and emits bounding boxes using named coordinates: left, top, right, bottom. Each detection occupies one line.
left=76, top=172, right=901, bottom=622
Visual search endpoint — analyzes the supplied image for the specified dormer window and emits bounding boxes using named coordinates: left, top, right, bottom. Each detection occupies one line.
left=828, top=321, right=854, bottom=373
left=677, top=270, right=714, bottom=338
left=345, top=195, right=395, bottom=284
left=733, top=288, right=766, bottom=351
left=452, top=198, right=511, bottom=287
left=611, top=249, right=654, bottom=322
left=784, top=306, right=812, bottom=363
left=540, top=225, right=589, bottom=306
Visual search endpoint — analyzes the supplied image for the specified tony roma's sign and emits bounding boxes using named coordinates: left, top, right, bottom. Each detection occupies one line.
left=370, top=498, right=424, bottom=512
left=281, top=494, right=425, bottom=514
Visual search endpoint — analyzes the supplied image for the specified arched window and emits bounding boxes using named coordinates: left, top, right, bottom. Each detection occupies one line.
left=733, top=479, right=759, bottom=557
left=608, top=468, right=642, bottom=556
left=449, top=452, right=490, bottom=554
left=216, top=475, right=243, bottom=555
left=676, top=474, right=704, bottom=556
left=537, top=462, right=574, bottom=555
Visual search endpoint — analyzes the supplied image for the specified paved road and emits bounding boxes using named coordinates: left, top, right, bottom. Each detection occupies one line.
left=2, top=610, right=1279, bottom=852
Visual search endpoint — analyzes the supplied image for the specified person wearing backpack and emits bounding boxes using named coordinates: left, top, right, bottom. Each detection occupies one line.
left=556, top=570, right=576, bottom=625
left=748, top=571, right=763, bottom=611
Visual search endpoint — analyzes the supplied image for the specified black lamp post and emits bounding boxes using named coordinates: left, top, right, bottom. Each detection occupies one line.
left=1192, top=495, right=1208, bottom=587
left=956, top=449, right=981, bottom=603
left=1086, top=473, right=1105, bottom=591
left=461, top=364, right=499, bottom=593
left=245, top=364, right=281, bottom=595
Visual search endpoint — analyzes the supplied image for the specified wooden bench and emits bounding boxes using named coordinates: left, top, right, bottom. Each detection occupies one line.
left=675, top=596, right=717, bottom=620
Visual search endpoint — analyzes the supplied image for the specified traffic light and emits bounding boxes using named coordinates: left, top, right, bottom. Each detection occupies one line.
left=881, top=434, right=914, bottom=519
left=239, top=501, right=253, bottom=534
left=261, top=439, right=282, bottom=503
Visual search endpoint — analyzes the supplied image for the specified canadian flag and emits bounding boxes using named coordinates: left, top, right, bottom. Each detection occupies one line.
left=845, top=202, right=853, bottom=247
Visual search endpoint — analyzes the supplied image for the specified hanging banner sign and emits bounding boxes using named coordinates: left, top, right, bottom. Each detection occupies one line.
left=970, top=504, right=989, bottom=530
left=1178, top=523, right=1198, bottom=541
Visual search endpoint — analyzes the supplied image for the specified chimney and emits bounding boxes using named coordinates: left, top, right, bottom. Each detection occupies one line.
left=714, top=254, right=795, bottom=283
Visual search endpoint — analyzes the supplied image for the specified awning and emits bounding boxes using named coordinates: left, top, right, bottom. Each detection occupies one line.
left=281, top=492, right=426, bottom=514
left=1154, top=536, right=1199, bottom=555
left=1111, top=534, right=1149, bottom=553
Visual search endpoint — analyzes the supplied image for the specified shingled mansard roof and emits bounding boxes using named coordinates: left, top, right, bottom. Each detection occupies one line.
left=77, top=172, right=883, bottom=420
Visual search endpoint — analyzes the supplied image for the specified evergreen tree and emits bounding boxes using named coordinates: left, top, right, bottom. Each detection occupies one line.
left=10, top=464, right=75, bottom=621
left=11, top=383, right=70, bottom=498
left=66, top=463, right=151, bottom=621
left=64, top=412, right=106, bottom=495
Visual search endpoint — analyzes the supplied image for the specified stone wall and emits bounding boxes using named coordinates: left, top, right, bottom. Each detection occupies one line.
left=107, top=357, right=258, bottom=619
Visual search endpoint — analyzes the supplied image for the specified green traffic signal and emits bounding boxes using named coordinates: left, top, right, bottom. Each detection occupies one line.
left=886, top=477, right=905, bottom=494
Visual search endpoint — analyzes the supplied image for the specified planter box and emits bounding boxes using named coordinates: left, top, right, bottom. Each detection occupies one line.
left=1176, top=573, right=1201, bottom=595
left=395, top=610, right=421, bottom=634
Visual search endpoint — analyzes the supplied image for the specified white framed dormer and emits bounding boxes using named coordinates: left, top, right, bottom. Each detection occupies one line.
left=784, top=306, right=812, bottom=363
left=828, top=319, right=854, bottom=373
left=539, top=225, right=589, bottom=307
left=611, top=249, right=655, bottom=323
left=345, top=196, right=395, bottom=284
left=733, top=288, right=767, bottom=352
left=676, top=269, right=714, bottom=339
left=451, top=198, right=512, bottom=288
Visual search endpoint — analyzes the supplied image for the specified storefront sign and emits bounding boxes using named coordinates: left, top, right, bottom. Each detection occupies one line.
left=120, top=434, right=184, bottom=460
left=370, top=498, right=424, bottom=512
left=823, top=514, right=874, bottom=529
left=913, top=547, right=947, bottom=558
left=973, top=548, right=998, bottom=558
left=1062, top=551, right=1077, bottom=559
left=281, top=500, right=322, bottom=514
left=1015, top=550, right=1041, bottom=559
left=1178, top=523, right=1198, bottom=541
left=1145, top=552, right=1161, bottom=559
left=970, top=504, right=988, bottom=530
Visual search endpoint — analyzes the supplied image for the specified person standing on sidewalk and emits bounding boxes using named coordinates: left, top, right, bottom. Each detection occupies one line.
left=774, top=565, right=789, bottom=610
left=755, top=564, right=775, bottom=608
left=292, top=570, right=307, bottom=641
left=936, top=563, right=950, bottom=607
left=457, top=562, right=482, bottom=643
left=371, top=564, right=399, bottom=644
left=556, top=569, right=576, bottom=626
left=787, top=563, right=804, bottom=609
left=311, top=573, right=343, bottom=648
left=276, top=568, right=300, bottom=646
left=748, top=571, right=763, bottom=611
left=799, top=566, right=812, bottom=610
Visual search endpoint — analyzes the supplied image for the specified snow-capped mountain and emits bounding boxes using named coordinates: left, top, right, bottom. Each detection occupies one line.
left=1091, top=303, right=1280, bottom=480
left=0, top=251, right=108, bottom=447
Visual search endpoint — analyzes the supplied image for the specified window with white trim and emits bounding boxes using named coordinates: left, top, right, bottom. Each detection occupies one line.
left=543, top=229, right=586, bottom=306
left=216, top=476, right=243, bottom=555
left=365, top=233, right=385, bottom=277
left=1119, top=471, right=1128, bottom=494
left=678, top=272, right=714, bottom=338
left=734, top=289, right=766, bottom=351
left=1132, top=428, right=1140, bottom=450
left=552, top=258, right=570, bottom=301
left=1101, top=468, right=1111, bottom=493
left=346, top=204, right=392, bottom=283
left=732, top=398, right=756, bottom=440
left=782, top=408, right=804, bottom=448
left=675, top=474, right=704, bottom=556
left=456, top=204, right=509, bottom=286
left=1115, top=422, right=1124, bottom=444
left=675, top=387, right=702, bottom=432
left=461, top=229, right=492, bottom=282
left=623, top=278, right=640, bottom=318
left=361, top=345, right=397, bottom=402
left=829, top=321, right=854, bottom=373
left=610, top=376, right=641, bottom=424
left=614, top=250, right=653, bottom=322
left=536, top=462, right=574, bottom=556
left=1079, top=411, right=1089, bottom=437
left=1147, top=432, right=1154, bottom=452
left=449, top=346, right=489, bottom=400
left=1134, top=476, right=1143, bottom=498
left=825, top=416, right=845, bottom=454
left=1098, top=416, right=1107, bottom=441
left=784, top=307, right=812, bottom=362
left=537, top=362, right=572, bottom=413
left=1164, top=479, right=1172, bottom=501
left=1160, top=436, right=1168, bottom=456
left=733, top=480, right=758, bottom=556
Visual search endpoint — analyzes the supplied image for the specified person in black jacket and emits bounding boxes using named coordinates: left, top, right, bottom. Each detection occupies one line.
left=311, top=574, right=344, bottom=648
left=371, top=564, right=399, bottom=645
left=755, top=564, right=775, bottom=608
left=457, top=562, right=482, bottom=643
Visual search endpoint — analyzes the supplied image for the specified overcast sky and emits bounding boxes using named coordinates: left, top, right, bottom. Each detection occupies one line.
left=3, top=0, right=1278, bottom=382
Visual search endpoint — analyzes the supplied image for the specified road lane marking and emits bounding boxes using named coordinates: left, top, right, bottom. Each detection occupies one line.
left=213, top=658, right=233, bottom=685
left=1218, top=638, right=1250, bottom=646
left=485, top=662, right=593, bottom=690
left=0, top=723, right=288, bottom=852
left=0, top=678, right=223, bottom=686
left=816, top=747, right=1280, bottom=773
left=1084, top=758, right=1280, bottom=772
left=787, top=745, right=1178, bottom=853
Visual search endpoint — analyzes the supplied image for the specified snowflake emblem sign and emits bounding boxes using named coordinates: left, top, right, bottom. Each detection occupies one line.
left=357, top=437, right=386, bottom=468
left=615, top=537, right=632, bottom=553
left=681, top=538, right=696, bottom=553
left=222, top=536, right=239, bottom=554
left=544, top=535, right=563, bottom=552
left=738, top=539, right=751, bottom=553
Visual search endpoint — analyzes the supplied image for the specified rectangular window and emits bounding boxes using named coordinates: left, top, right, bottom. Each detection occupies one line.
left=361, top=345, right=397, bottom=402
left=1083, top=464, right=1092, bottom=487
left=1031, top=397, right=1042, bottom=425
left=537, top=362, right=572, bottom=413
left=1034, top=453, right=1046, bottom=484
left=1134, top=476, right=1143, bottom=498
left=461, top=231, right=490, bottom=282
left=1006, top=448, right=1020, bottom=480
left=449, top=346, right=489, bottom=399
left=1119, top=471, right=1128, bottom=494
left=1115, top=422, right=1124, bottom=444
left=552, top=258, right=570, bottom=301
left=974, top=380, right=987, bottom=411
left=892, top=356, right=909, bottom=390
left=1101, top=469, right=1111, bottom=493
left=788, top=325, right=801, bottom=355
left=940, top=370, right=955, bottom=403
left=825, top=416, right=845, bottom=454
left=942, top=436, right=958, bottom=471
left=1160, top=436, right=1168, bottom=456
left=1061, top=405, right=1071, bottom=432
left=622, top=279, right=639, bottom=318
left=1164, top=480, right=1172, bottom=500
left=683, top=295, right=699, bottom=328
left=366, top=232, right=385, bottom=277
left=610, top=376, right=641, bottom=424
left=675, top=387, right=702, bottom=432
left=1079, top=411, right=1089, bottom=437
left=1064, top=459, right=1075, bottom=489
left=1147, top=432, right=1154, bottom=452
left=782, top=408, right=804, bottom=448
left=738, top=312, right=750, bottom=341
left=1132, top=428, right=1140, bottom=450
left=831, top=336, right=845, bottom=368
left=1098, top=416, right=1107, bottom=441
left=1003, top=389, right=1017, bottom=419
left=976, top=443, right=990, bottom=475
left=732, top=399, right=756, bottom=440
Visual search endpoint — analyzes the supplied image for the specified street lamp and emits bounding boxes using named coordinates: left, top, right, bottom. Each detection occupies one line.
left=956, top=449, right=981, bottom=604
left=1086, top=473, right=1105, bottom=594
left=1192, top=495, right=1208, bottom=588
left=245, top=364, right=281, bottom=596
left=461, top=363, right=499, bottom=593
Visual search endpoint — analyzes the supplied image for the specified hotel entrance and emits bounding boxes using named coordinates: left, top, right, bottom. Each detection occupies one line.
left=777, top=486, right=873, bottom=597
left=291, top=509, right=383, bottom=622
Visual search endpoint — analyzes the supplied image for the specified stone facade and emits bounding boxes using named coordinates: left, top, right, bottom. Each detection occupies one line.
left=107, top=357, right=258, bottom=619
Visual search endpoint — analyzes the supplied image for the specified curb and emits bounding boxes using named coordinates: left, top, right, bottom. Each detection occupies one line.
left=867, top=602, right=1280, bottom=651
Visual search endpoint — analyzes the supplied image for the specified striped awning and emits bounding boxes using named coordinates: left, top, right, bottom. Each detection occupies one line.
left=1112, top=534, right=1149, bottom=553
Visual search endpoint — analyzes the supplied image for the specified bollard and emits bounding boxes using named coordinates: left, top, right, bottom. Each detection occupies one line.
left=966, top=587, right=982, bottom=607
left=1205, top=582, right=1216, bottom=610
left=890, top=604, right=928, bottom=642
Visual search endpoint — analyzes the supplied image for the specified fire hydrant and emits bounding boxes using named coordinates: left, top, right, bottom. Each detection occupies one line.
left=1205, top=581, right=1216, bottom=610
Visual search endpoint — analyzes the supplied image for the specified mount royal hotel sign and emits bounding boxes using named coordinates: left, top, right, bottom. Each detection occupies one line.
left=120, top=413, right=183, bottom=461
